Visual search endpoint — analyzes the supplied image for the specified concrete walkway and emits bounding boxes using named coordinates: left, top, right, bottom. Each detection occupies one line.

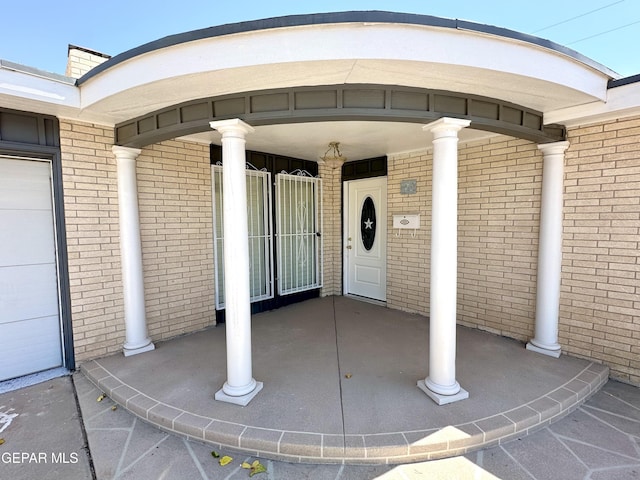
left=1, top=374, right=638, bottom=480
left=75, top=376, right=640, bottom=479
left=0, top=375, right=92, bottom=480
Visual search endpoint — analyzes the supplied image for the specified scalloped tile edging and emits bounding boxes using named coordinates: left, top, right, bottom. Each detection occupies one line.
left=80, top=360, right=609, bottom=465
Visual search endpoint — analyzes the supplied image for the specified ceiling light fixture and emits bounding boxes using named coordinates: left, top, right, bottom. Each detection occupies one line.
left=319, top=141, right=346, bottom=170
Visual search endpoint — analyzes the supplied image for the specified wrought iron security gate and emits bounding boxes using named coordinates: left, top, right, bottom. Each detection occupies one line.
left=211, top=158, right=322, bottom=314
left=275, top=172, right=322, bottom=295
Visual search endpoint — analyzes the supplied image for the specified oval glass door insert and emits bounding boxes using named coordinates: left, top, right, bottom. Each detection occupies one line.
left=360, top=196, right=376, bottom=251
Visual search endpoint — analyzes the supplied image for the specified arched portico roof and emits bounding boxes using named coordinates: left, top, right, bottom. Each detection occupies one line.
left=79, top=11, right=616, bottom=85
left=75, top=11, right=617, bottom=156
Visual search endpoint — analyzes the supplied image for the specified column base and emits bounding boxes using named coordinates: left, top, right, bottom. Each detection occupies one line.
left=526, top=342, right=561, bottom=358
left=418, top=380, right=469, bottom=405
left=215, top=381, right=263, bottom=406
left=123, top=341, right=155, bottom=357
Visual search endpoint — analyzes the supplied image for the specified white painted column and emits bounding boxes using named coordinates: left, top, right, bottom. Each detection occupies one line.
left=210, top=119, right=263, bottom=406
left=112, top=146, right=155, bottom=357
left=527, top=141, right=570, bottom=358
left=418, top=118, right=470, bottom=405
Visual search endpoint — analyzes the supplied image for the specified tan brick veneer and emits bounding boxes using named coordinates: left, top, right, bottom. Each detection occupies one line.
left=60, top=121, right=123, bottom=361
left=61, top=120, right=215, bottom=362
left=136, top=141, right=215, bottom=341
left=65, top=47, right=110, bottom=79
left=562, top=118, right=640, bottom=385
left=387, top=126, right=639, bottom=385
left=387, top=150, right=432, bottom=313
left=319, top=163, right=342, bottom=296
left=387, top=137, right=542, bottom=336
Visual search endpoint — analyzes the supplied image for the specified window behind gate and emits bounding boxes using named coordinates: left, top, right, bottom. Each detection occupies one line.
left=210, top=148, right=322, bottom=315
left=211, top=165, right=273, bottom=309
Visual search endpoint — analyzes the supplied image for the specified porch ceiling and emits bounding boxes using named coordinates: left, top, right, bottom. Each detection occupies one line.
left=183, top=120, right=497, bottom=162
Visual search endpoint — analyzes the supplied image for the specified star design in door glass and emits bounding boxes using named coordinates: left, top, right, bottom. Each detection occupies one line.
left=364, top=218, right=373, bottom=229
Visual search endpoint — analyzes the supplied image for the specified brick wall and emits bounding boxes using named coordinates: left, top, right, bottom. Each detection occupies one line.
left=386, top=127, right=639, bottom=385
left=387, top=139, right=542, bottom=341
left=562, top=117, right=640, bottom=385
left=387, top=150, right=431, bottom=313
left=61, top=120, right=215, bottom=362
left=136, top=141, right=215, bottom=341
left=65, top=46, right=110, bottom=79
left=457, top=138, right=542, bottom=341
left=60, top=120, right=124, bottom=361
left=319, top=163, right=342, bottom=296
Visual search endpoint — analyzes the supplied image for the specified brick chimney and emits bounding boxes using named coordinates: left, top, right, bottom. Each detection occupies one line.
left=65, top=45, right=111, bottom=79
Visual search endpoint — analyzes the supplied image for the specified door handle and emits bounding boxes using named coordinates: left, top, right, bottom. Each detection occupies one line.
left=346, top=245, right=352, bottom=249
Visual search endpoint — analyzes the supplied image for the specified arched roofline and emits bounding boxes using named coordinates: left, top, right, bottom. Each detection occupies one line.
left=115, top=84, right=566, bottom=148
left=80, top=11, right=617, bottom=85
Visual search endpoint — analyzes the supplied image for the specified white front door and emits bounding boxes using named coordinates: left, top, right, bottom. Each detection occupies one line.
left=0, top=156, right=63, bottom=381
left=344, top=177, right=387, bottom=301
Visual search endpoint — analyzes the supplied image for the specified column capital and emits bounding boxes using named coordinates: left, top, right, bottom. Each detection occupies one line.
left=112, top=145, right=142, bottom=160
left=210, top=118, right=255, bottom=137
left=537, top=141, right=570, bottom=156
left=422, top=117, right=471, bottom=137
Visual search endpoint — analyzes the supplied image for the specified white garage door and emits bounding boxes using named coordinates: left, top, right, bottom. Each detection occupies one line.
left=0, top=156, right=63, bottom=381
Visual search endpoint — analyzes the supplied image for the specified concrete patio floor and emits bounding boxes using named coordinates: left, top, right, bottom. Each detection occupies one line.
left=81, top=296, right=609, bottom=465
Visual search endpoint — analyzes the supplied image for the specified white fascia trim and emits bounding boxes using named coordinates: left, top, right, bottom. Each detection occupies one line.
left=0, top=63, right=120, bottom=126
left=78, top=23, right=610, bottom=109
left=0, top=65, right=80, bottom=109
left=545, top=81, right=640, bottom=127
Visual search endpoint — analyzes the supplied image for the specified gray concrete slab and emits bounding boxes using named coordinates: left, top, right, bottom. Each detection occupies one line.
left=0, top=376, right=93, bottom=480
left=0, top=322, right=637, bottom=479
left=94, top=298, right=344, bottom=435
left=80, top=296, right=610, bottom=464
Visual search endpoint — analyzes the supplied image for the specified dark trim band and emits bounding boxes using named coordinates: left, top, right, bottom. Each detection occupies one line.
left=115, top=84, right=565, bottom=148
left=608, top=73, right=640, bottom=89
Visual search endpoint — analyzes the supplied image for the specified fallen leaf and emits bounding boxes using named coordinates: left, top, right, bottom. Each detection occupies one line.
left=241, top=462, right=252, bottom=469
left=0, top=438, right=5, bottom=446
left=249, top=460, right=266, bottom=477
left=345, top=373, right=352, bottom=379
left=111, top=405, right=117, bottom=411
left=96, top=394, right=105, bottom=402
left=211, top=451, right=220, bottom=458
left=219, top=455, right=233, bottom=466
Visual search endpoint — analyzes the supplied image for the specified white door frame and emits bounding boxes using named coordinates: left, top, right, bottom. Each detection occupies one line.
left=343, top=176, right=387, bottom=303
